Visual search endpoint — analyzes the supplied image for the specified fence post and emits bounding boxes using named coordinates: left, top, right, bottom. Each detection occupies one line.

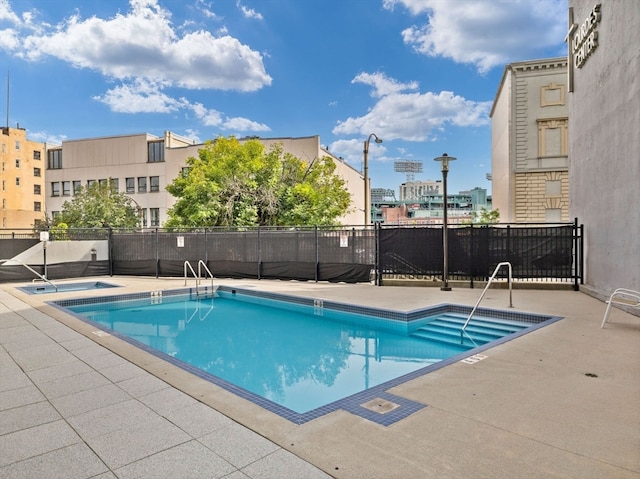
left=108, top=227, right=113, bottom=276
left=257, top=226, right=261, bottom=280
left=573, top=217, right=583, bottom=291
left=314, top=225, right=319, bottom=283
left=155, top=228, right=159, bottom=279
left=374, top=223, right=380, bottom=286
left=469, top=223, right=474, bottom=289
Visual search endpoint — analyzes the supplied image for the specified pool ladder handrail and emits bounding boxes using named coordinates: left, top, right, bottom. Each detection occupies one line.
left=183, top=260, right=214, bottom=296
left=601, top=288, right=640, bottom=328
left=461, top=261, right=513, bottom=340
left=0, top=258, right=58, bottom=292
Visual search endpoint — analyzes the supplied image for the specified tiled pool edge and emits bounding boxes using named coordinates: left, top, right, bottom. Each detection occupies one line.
left=48, top=285, right=563, bottom=426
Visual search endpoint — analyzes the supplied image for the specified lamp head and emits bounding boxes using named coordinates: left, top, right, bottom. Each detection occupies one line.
left=434, top=153, right=456, bottom=172
left=374, top=137, right=383, bottom=144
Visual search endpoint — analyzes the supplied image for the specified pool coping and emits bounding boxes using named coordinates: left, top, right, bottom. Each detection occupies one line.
left=48, top=285, right=563, bottom=426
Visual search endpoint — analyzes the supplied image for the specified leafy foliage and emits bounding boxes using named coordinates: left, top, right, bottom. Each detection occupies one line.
left=467, top=207, right=500, bottom=224
left=165, top=136, right=351, bottom=227
left=53, top=179, right=139, bottom=228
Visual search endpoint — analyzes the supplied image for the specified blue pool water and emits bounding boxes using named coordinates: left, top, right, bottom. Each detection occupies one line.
left=20, top=281, right=119, bottom=295
left=55, top=287, right=559, bottom=422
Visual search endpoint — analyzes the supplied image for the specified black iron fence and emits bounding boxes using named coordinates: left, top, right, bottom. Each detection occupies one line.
left=0, top=220, right=583, bottom=288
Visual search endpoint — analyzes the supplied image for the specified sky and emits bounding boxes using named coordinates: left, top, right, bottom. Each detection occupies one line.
left=0, top=0, right=569, bottom=196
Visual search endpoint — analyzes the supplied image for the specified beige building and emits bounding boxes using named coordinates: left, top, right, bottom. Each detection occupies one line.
left=0, top=127, right=46, bottom=230
left=45, top=133, right=365, bottom=227
left=491, top=58, right=569, bottom=223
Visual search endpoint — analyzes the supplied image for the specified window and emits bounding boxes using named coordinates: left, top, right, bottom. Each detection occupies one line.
left=1, top=180, right=4, bottom=191
left=181, top=167, right=190, bottom=177
left=34, top=184, right=41, bottom=195
left=2, top=198, right=5, bottom=209
left=34, top=167, right=41, bottom=177
left=73, top=180, right=82, bottom=195
left=138, top=176, right=147, bottom=193
left=126, top=177, right=135, bottom=193
left=1, top=144, right=4, bottom=153
left=150, top=176, right=160, bottom=192
left=140, top=208, right=148, bottom=227
left=15, top=177, right=20, bottom=186
left=546, top=180, right=562, bottom=197
left=1, top=162, right=4, bottom=171
left=34, top=201, right=41, bottom=212
left=148, top=140, right=165, bottom=163
left=111, top=178, right=119, bottom=192
left=48, top=149, right=62, bottom=169
left=99, top=178, right=107, bottom=186
left=51, top=182, right=60, bottom=196
left=87, top=179, right=96, bottom=187
left=33, top=150, right=41, bottom=160
left=62, top=181, right=71, bottom=196
left=15, top=159, right=20, bottom=168
left=150, top=208, right=160, bottom=226
left=51, top=211, right=60, bottom=220
left=545, top=208, right=562, bottom=223
left=15, top=140, right=20, bottom=150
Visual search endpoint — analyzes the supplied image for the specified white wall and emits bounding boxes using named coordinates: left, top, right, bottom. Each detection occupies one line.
left=569, top=0, right=640, bottom=295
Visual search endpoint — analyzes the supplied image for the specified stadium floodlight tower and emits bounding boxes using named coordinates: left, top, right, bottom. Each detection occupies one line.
left=394, top=159, right=423, bottom=183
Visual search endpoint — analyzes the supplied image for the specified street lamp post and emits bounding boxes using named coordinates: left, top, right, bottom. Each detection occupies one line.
left=434, top=153, right=456, bottom=291
left=363, top=133, right=383, bottom=225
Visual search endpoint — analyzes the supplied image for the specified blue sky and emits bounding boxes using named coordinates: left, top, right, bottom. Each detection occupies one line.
left=0, top=0, right=568, bottom=196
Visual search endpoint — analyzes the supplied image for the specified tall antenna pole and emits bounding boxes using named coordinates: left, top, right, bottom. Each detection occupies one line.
left=6, top=71, right=9, bottom=128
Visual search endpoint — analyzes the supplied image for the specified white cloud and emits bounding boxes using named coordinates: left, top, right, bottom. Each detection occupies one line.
left=352, top=72, right=419, bottom=98
left=236, top=1, right=263, bottom=21
left=333, top=72, right=491, bottom=141
left=221, top=116, right=270, bottom=132
left=92, top=80, right=270, bottom=133
left=93, top=80, right=182, bottom=113
left=384, top=0, right=566, bottom=73
left=10, top=0, right=271, bottom=91
left=0, top=0, right=19, bottom=24
left=183, top=128, right=202, bottom=143
left=27, top=130, right=67, bottom=146
left=328, top=138, right=389, bottom=168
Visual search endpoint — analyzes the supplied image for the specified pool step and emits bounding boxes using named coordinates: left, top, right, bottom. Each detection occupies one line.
left=410, top=313, right=529, bottom=347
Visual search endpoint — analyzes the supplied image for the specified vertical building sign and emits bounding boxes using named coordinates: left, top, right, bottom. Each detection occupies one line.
left=565, top=4, right=601, bottom=92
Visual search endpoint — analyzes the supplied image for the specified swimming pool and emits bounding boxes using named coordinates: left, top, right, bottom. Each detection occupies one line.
left=53, top=286, right=561, bottom=424
left=19, top=281, right=120, bottom=295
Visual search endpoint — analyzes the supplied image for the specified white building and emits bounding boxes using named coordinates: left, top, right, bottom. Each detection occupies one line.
left=491, top=58, right=569, bottom=223
left=45, top=133, right=365, bottom=227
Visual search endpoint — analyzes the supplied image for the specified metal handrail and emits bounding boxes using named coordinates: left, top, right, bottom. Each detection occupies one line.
left=0, top=258, right=58, bottom=292
left=197, top=260, right=214, bottom=292
left=461, top=262, right=513, bottom=337
left=184, top=260, right=215, bottom=296
left=184, top=260, right=198, bottom=288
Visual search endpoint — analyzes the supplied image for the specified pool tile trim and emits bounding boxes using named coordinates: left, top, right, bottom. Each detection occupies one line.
left=49, top=285, right=563, bottom=426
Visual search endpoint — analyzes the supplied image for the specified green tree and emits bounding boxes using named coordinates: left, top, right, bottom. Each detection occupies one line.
left=165, top=136, right=351, bottom=227
left=53, top=179, right=139, bottom=228
left=468, top=207, right=500, bottom=224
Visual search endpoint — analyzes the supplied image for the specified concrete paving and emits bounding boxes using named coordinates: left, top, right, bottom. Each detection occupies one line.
left=1, top=277, right=638, bottom=478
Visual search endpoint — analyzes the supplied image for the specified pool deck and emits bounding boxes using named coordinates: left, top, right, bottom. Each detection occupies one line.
left=1, top=276, right=639, bottom=478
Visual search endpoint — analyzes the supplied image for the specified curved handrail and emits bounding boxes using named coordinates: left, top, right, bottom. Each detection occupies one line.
left=0, top=258, right=58, bottom=291
left=461, top=262, right=513, bottom=338
left=184, top=260, right=198, bottom=287
left=197, top=260, right=214, bottom=292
